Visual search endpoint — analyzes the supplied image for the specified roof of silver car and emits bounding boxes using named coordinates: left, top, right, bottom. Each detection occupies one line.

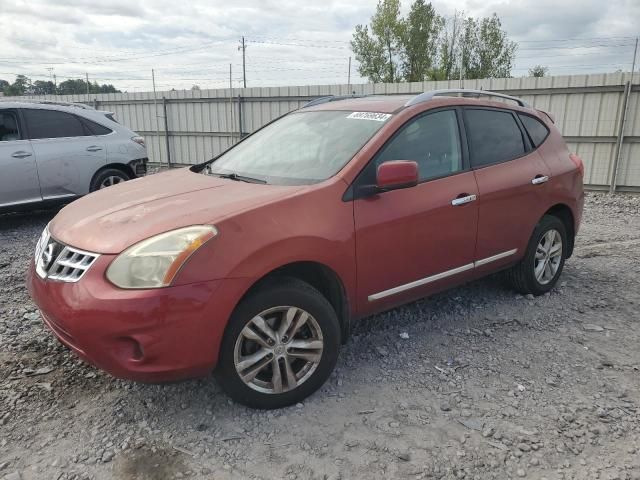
left=0, top=99, right=95, bottom=110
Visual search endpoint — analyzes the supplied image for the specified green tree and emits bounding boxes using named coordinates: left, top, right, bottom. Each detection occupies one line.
left=351, top=0, right=404, bottom=83
left=468, top=14, right=517, bottom=79
left=437, top=10, right=463, bottom=81
left=438, top=13, right=517, bottom=80
left=528, top=65, right=549, bottom=77
left=0, top=79, right=9, bottom=93
left=352, top=3, right=517, bottom=82
left=57, top=79, right=121, bottom=95
left=33, top=80, right=56, bottom=95
left=400, top=0, right=443, bottom=81
left=4, top=75, right=31, bottom=96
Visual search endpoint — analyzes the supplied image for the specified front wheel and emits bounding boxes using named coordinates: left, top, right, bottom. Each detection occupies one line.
left=505, top=215, right=568, bottom=296
left=216, top=277, right=341, bottom=409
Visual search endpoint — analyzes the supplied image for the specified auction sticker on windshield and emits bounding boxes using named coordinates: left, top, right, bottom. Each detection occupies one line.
left=346, top=112, right=392, bottom=122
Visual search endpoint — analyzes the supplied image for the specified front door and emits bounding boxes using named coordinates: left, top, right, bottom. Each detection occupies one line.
left=0, top=109, right=41, bottom=207
left=353, top=109, right=479, bottom=316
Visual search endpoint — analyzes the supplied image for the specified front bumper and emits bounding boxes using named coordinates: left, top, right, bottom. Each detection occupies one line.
left=27, top=255, right=248, bottom=382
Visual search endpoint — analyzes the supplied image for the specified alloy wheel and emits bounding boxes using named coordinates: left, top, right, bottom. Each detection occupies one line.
left=534, top=229, right=563, bottom=285
left=100, top=176, right=124, bottom=189
left=233, top=306, right=324, bottom=394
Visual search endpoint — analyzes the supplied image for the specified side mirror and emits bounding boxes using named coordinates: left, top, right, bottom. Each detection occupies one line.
left=376, top=160, right=419, bottom=191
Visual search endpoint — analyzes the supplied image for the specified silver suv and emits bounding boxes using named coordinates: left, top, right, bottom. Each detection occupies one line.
left=0, top=100, right=147, bottom=212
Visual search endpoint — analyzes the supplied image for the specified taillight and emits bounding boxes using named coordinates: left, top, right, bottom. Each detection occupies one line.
left=131, top=136, right=145, bottom=148
left=569, top=153, right=584, bottom=177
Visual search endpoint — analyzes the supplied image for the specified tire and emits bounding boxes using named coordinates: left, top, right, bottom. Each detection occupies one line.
left=505, top=215, right=568, bottom=296
left=90, top=168, right=130, bottom=192
left=216, top=277, right=341, bottom=409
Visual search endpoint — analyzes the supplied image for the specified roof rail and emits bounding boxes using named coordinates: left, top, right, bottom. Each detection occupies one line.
left=405, top=89, right=529, bottom=108
left=303, top=94, right=368, bottom=108
left=0, top=99, right=95, bottom=110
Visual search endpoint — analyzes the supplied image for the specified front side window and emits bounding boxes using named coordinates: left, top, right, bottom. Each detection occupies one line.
left=24, top=109, right=87, bottom=139
left=207, top=111, right=389, bottom=185
left=0, top=111, right=20, bottom=141
left=375, top=110, right=462, bottom=181
left=465, top=109, right=525, bottom=167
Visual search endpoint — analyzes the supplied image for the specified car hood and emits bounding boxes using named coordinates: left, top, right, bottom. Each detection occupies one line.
left=49, top=168, right=304, bottom=254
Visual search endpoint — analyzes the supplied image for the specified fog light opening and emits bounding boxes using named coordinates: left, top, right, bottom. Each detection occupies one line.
left=117, top=337, right=145, bottom=362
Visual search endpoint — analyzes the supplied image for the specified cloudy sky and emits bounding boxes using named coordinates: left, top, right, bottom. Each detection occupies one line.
left=0, top=0, right=638, bottom=92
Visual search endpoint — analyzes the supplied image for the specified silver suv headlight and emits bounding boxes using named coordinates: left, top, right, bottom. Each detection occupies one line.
left=106, top=225, right=217, bottom=289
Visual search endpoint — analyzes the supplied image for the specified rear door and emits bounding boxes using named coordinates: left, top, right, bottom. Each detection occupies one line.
left=463, top=107, right=551, bottom=274
left=0, top=109, right=41, bottom=207
left=353, top=108, right=479, bottom=316
left=23, top=108, right=106, bottom=200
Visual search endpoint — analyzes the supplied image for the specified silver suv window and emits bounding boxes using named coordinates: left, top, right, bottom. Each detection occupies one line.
left=0, top=111, right=21, bottom=141
left=23, top=109, right=91, bottom=140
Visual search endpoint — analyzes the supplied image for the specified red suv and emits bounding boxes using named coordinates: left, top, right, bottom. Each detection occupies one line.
left=28, top=90, right=584, bottom=409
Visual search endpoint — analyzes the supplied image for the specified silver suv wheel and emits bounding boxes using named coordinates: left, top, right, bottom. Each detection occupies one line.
left=99, top=176, right=125, bottom=189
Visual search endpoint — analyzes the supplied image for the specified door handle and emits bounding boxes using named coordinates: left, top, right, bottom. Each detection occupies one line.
left=86, top=146, right=103, bottom=152
left=11, top=151, right=32, bottom=159
left=451, top=194, right=477, bottom=206
left=531, top=175, right=549, bottom=185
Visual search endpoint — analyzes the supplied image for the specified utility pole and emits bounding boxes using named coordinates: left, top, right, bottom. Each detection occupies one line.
left=53, top=74, right=57, bottom=93
left=447, top=10, right=458, bottom=81
left=86, top=72, right=90, bottom=96
left=229, top=63, right=236, bottom=142
left=238, top=36, right=247, bottom=88
left=610, top=36, right=638, bottom=193
left=347, top=56, right=351, bottom=92
left=632, top=37, right=639, bottom=81
left=459, top=43, right=464, bottom=88
left=46, top=67, right=55, bottom=95
left=152, top=69, right=162, bottom=164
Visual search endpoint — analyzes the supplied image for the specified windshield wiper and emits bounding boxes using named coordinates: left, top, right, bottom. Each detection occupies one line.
left=210, top=171, right=267, bottom=184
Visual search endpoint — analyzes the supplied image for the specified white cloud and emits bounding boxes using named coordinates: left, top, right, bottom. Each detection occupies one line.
left=0, top=0, right=637, bottom=92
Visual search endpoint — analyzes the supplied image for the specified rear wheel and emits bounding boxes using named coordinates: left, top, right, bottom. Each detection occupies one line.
left=506, top=215, right=567, bottom=295
left=90, top=168, right=130, bottom=192
left=216, top=277, right=341, bottom=409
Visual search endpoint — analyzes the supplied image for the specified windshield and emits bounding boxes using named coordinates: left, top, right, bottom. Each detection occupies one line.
left=206, top=110, right=390, bottom=185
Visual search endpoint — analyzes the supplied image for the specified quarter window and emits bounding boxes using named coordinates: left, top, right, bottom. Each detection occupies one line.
left=23, top=109, right=87, bottom=139
left=465, top=109, right=525, bottom=167
left=82, top=118, right=112, bottom=135
left=518, top=113, right=549, bottom=147
left=376, top=110, right=462, bottom=181
left=0, top=111, right=20, bottom=141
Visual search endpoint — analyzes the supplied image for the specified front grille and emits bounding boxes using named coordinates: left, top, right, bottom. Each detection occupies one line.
left=35, top=226, right=99, bottom=283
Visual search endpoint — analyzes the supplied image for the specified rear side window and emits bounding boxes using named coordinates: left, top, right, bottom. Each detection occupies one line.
left=518, top=113, right=549, bottom=147
left=23, top=109, right=87, bottom=139
left=0, top=111, right=21, bottom=141
left=376, top=110, right=462, bottom=181
left=82, top=118, right=112, bottom=135
left=465, top=109, right=525, bottom=167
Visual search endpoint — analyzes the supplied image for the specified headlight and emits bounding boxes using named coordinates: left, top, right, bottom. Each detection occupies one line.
left=106, top=225, right=217, bottom=289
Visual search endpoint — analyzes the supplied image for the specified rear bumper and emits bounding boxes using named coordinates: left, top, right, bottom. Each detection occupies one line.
left=27, top=256, right=249, bottom=382
left=128, top=158, right=148, bottom=177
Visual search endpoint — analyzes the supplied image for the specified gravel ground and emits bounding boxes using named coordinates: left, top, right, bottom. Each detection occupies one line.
left=1, top=192, right=640, bottom=480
